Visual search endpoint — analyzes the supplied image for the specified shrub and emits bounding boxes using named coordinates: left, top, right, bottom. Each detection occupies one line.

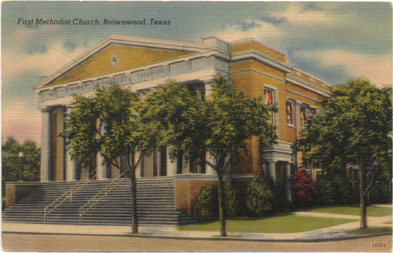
left=334, top=176, right=358, bottom=205
left=224, top=179, right=240, bottom=217
left=317, top=179, right=336, bottom=206
left=370, top=181, right=391, bottom=204
left=246, top=175, right=274, bottom=216
left=193, top=180, right=240, bottom=220
left=317, top=175, right=358, bottom=206
left=193, top=183, right=218, bottom=220
left=293, top=169, right=316, bottom=208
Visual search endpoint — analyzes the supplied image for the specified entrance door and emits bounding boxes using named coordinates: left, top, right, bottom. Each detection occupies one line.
left=159, top=147, right=167, bottom=176
left=141, top=148, right=167, bottom=177
left=79, top=153, right=96, bottom=180
left=275, top=161, right=288, bottom=201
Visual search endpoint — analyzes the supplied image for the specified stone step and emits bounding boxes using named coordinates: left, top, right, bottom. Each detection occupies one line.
left=4, top=178, right=196, bottom=226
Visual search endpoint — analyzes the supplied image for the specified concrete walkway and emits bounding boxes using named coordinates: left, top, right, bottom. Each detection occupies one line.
left=2, top=212, right=392, bottom=241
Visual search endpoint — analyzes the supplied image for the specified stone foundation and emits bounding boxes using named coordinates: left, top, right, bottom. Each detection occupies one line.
left=5, top=182, right=41, bottom=208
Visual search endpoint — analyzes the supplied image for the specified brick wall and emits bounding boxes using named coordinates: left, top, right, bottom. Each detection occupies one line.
left=175, top=179, right=215, bottom=214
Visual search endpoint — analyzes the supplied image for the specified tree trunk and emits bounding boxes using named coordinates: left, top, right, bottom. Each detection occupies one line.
left=129, top=156, right=139, bottom=234
left=216, top=170, right=227, bottom=237
left=359, top=162, right=367, bottom=229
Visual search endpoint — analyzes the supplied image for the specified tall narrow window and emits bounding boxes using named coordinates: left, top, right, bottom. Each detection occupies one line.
left=176, top=152, right=183, bottom=174
left=159, top=146, right=167, bottom=176
left=264, top=88, right=275, bottom=105
left=153, top=151, right=158, bottom=177
left=189, top=155, right=206, bottom=174
left=300, top=104, right=308, bottom=127
left=301, top=104, right=315, bottom=128
left=264, top=87, right=276, bottom=125
left=190, top=158, right=198, bottom=173
left=286, top=100, right=295, bottom=126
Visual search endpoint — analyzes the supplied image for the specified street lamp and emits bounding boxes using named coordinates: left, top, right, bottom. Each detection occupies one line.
left=18, top=151, right=24, bottom=182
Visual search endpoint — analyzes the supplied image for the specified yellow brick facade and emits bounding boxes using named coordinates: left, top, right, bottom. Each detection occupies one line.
left=230, top=39, right=331, bottom=175
left=230, top=41, right=286, bottom=63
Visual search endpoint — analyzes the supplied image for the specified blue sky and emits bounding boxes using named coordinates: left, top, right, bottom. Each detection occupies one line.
left=2, top=1, right=392, bottom=145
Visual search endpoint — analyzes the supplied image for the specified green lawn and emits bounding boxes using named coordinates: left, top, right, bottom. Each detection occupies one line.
left=347, top=226, right=392, bottom=235
left=179, top=215, right=354, bottom=233
left=306, top=205, right=392, bottom=217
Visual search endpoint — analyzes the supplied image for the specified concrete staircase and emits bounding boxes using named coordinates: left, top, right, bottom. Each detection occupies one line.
left=3, top=178, right=197, bottom=226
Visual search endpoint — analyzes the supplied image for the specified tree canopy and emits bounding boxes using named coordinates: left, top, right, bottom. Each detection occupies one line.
left=299, top=78, right=391, bottom=173
left=298, top=78, right=392, bottom=228
left=145, top=77, right=276, bottom=236
left=63, top=85, right=160, bottom=234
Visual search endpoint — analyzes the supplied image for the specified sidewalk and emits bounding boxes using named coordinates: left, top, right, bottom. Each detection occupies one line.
left=2, top=212, right=392, bottom=242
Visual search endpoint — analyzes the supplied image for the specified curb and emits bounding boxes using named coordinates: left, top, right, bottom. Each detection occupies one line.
left=2, top=230, right=392, bottom=243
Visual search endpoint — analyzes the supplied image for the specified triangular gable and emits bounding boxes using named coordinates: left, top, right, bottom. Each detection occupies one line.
left=45, top=43, right=195, bottom=87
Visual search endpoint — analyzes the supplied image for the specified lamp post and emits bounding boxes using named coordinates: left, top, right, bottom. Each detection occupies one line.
left=18, top=151, right=24, bottom=182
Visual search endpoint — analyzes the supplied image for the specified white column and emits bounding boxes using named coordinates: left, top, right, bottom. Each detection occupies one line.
left=205, top=81, right=213, bottom=98
left=166, top=149, right=176, bottom=177
left=206, top=153, right=216, bottom=176
left=96, top=154, right=107, bottom=180
left=269, top=160, right=277, bottom=182
left=65, top=151, right=75, bottom=181
left=135, top=152, right=142, bottom=179
left=286, top=162, right=292, bottom=202
left=96, top=119, right=106, bottom=180
left=40, top=108, right=50, bottom=182
left=65, top=107, right=75, bottom=181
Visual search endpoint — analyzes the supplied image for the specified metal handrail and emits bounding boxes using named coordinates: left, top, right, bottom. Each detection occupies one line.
left=79, top=170, right=129, bottom=223
left=44, top=170, right=96, bottom=222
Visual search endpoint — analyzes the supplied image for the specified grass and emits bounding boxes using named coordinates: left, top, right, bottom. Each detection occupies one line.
left=126, top=233, right=153, bottom=236
left=306, top=205, right=392, bottom=217
left=179, top=215, right=354, bottom=233
left=347, top=226, right=392, bottom=235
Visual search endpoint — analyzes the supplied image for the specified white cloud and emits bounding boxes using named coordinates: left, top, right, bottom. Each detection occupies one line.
left=272, top=4, right=332, bottom=24
left=3, top=40, right=87, bottom=83
left=293, top=49, right=392, bottom=87
left=214, top=19, right=285, bottom=51
left=2, top=28, right=89, bottom=144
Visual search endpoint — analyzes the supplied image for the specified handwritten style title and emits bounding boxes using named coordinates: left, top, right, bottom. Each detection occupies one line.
left=17, top=18, right=171, bottom=26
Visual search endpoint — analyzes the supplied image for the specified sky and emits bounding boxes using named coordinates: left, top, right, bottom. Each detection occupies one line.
left=2, top=1, right=392, bottom=146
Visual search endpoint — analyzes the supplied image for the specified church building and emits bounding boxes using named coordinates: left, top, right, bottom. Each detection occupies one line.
left=4, top=35, right=332, bottom=224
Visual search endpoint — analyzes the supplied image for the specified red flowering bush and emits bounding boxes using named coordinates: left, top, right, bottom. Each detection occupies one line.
left=293, top=169, right=316, bottom=208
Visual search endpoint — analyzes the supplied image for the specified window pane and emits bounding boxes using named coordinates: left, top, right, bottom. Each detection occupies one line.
left=286, top=101, right=294, bottom=125
left=264, top=89, right=274, bottom=105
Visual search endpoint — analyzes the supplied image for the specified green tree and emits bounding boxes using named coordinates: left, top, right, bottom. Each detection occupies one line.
left=63, top=85, right=160, bottom=234
left=2, top=137, right=40, bottom=194
left=145, top=77, right=276, bottom=236
left=2, top=137, right=20, bottom=184
left=298, top=78, right=392, bottom=229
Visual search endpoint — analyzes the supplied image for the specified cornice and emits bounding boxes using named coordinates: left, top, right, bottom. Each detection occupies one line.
left=286, top=74, right=331, bottom=97
left=231, top=50, right=291, bottom=73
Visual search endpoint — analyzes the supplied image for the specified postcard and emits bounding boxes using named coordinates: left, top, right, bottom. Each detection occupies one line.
left=2, top=1, right=392, bottom=252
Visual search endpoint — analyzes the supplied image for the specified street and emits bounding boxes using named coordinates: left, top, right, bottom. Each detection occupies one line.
left=2, top=232, right=392, bottom=252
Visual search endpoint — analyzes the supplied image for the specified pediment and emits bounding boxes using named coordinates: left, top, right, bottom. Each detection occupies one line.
left=42, top=41, right=196, bottom=88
